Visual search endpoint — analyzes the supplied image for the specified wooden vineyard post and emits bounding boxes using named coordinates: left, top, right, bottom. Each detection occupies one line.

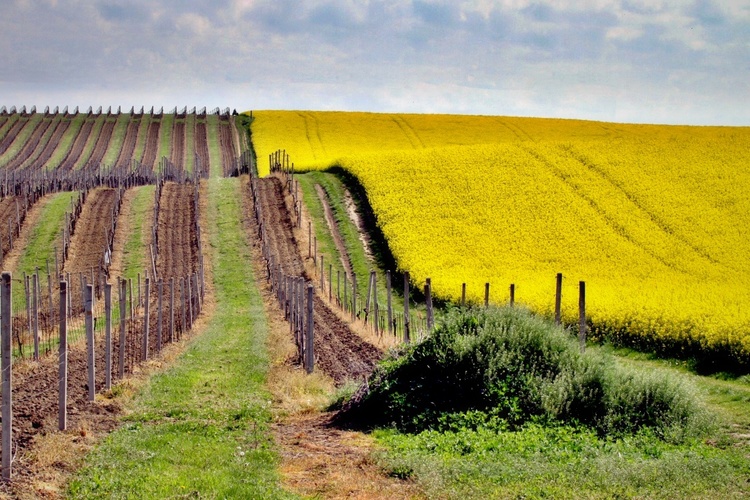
left=308, top=222, right=312, bottom=258
left=59, top=280, right=67, bottom=431
left=305, top=284, right=314, bottom=374
left=143, top=278, right=150, bottom=361
left=320, top=255, right=324, bottom=291
left=484, top=283, right=490, bottom=307
left=555, top=273, right=563, bottom=325
left=85, top=284, right=95, bottom=402
left=328, top=264, right=332, bottom=302
left=461, top=283, right=466, bottom=307
left=313, top=238, right=317, bottom=265
left=119, top=279, right=126, bottom=379
left=137, top=273, right=142, bottom=309
left=352, top=273, right=357, bottom=322
left=404, top=271, right=410, bottom=343
left=104, top=283, right=112, bottom=391
left=386, top=271, right=393, bottom=335
left=343, top=273, right=348, bottom=313
left=337, top=270, right=341, bottom=306
left=364, top=271, right=373, bottom=326
left=510, top=284, right=515, bottom=308
left=180, top=278, right=186, bottom=341
left=425, top=278, right=434, bottom=332
left=2, top=273, right=12, bottom=481
left=579, top=281, right=586, bottom=353
left=157, top=279, right=163, bottom=352
left=32, top=274, right=39, bottom=360
left=298, top=278, right=304, bottom=350
left=372, top=271, right=379, bottom=335
left=170, top=277, right=175, bottom=343
left=187, top=276, right=193, bottom=329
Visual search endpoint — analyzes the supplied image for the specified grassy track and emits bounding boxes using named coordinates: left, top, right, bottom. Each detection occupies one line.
left=101, top=113, right=130, bottom=166
left=68, top=176, right=288, bottom=498
left=47, top=115, right=84, bottom=169
left=15, top=191, right=77, bottom=276
left=132, top=116, right=150, bottom=163
left=157, top=114, right=174, bottom=161
left=120, top=184, right=155, bottom=280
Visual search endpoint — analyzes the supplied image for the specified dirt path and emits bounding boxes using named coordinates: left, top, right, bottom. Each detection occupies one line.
left=244, top=174, right=420, bottom=498
left=315, top=184, right=354, bottom=277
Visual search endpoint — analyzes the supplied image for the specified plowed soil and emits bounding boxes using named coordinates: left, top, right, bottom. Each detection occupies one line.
left=114, top=117, right=141, bottom=169
left=0, top=116, right=31, bottom=156
left=0, top=196, right=19, bottom=261
left=171, top=120, right=185, bottom=170
left=252, top=176, right=382, bottom=385
left=195, top=121, right=210, bottom=173
left=140, top=119, right=161, bottom=171
left=84, top=119, right=116, bottom=170
left=28, top=117, right=72, bottom=170
left=59, top=119, right=95, bottom=171
left=156, top=182, right=199, bottom=279
left=2, top=117, right=54, bottom=170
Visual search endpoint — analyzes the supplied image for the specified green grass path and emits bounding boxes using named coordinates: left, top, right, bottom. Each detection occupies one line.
left=68, top=176, right=290, bottom=498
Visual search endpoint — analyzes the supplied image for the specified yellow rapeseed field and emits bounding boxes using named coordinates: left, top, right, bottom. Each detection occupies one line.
left=251, top=111, right=750, bottom=362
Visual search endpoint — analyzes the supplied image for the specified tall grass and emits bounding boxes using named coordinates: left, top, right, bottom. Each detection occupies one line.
left=341, top=306, right=712, bottom=441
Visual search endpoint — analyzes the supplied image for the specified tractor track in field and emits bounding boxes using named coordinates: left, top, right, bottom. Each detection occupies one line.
left=28, top=117, right=72, bottom=170
left=171, top=120, right=186, bottom=170
left=140, top=119, right=161, bottom=171
left=195, top=121, right=210, bottom=172
left=252, top=176, right=382, bottom=385
left=114, top=116, right=141, bottom=169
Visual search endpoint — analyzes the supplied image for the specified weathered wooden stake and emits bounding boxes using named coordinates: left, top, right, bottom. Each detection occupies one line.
left=579, top=281, right=586, bottom=353
left=104, top=283, right=112, bottom=391
left=119, top=279, right=126, bottom=379
left=386, top=271, right=393, bottom=335
left=170, top=277, right=175, bottom=343
left=157, top=279, right=163, bottom=352
left=484, top=282, right=490, bottom=307
left=555, top=273, right=563, bottom=325
left=59, top=280, right=67, bottom=431
left=143, top=278, right=150, bottom=361
left=85, top=284, right=95, bottom=401
left=2, top=273, right=12, bottom=481
left=32, top=274, right=39, bottom=360
left=305, top=284, right=314, bottom=374
left=461, top=283, right=466, bottom=307
left=510, top=284, right=515, bottom=308
left=404, top=272, right=410, bottom=343
left=425, top=277, right=434, bottom=331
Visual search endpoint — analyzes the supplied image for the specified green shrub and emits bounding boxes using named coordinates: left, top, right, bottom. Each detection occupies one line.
left=338, top=307, right=711, bottom=441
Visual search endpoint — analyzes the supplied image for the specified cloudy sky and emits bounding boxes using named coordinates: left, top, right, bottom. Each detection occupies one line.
left=1, top=0, right=748, bottom=125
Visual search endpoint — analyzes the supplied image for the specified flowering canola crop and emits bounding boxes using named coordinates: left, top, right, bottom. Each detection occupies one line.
left=252, top=111, right=750, bottom=363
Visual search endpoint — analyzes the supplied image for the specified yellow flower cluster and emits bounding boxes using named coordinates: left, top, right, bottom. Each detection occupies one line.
left=251, top=111, right=750, bottom=359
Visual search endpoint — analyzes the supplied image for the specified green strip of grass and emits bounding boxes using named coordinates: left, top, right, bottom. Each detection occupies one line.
left=132, top=116, right=150, bottom=164
left=157, top=114, right=174, bottom=162
left=206, top=115, right=222, bottom=179
left=0, top=114, right=42, bottom=167
left=120, top=184, right=155, bottom=281
left=101, top=113, right=130, bottom=166
left=185, top=113, right=196, bottom=173
left=47, top=115, right=84, bottom=169
left=75, top=115, right=105, bottom=170
left=15, top=191, right=77, bottom=277
left=68, top=176, right=290, bottom=498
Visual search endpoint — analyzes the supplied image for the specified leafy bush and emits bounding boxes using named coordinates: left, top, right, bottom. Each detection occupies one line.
left=338, top=307, right=711, bottom=441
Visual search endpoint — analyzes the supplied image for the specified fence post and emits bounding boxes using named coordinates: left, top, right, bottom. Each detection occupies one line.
left=59, top=280, right=67, bottom=431
left=510, top=284, right=515, bottom=308
left=32, top=274, right=39, bottom=360
left=328, top=264, right=332, bottom=302
left=320, top=255, right=324, bottom=291
left=305, top=284, right=314, bottom=374
left=425, top=277, right=434, bottom=331
left=555, top=273, right=563, bottom=325
left=85, top=284, right=95, bottom=401
left=308, top=222, right=311, bottom=258
left=119, top=279, right=126, bottom=379
left=170, top=277, right=175, bottom=343
left=404, top=272, right=410, bottom=343
left=386, top=271, right=393, bottom=335
left=105, top=282, right=112, bottom=391
left=2, top=273, right=12, bottom=481
left=180, top=277, right=186, bottom=340
left=352, top=273, right=357, bottom=321
left=579, top=281, right=586, bottom=353
left=461, top=283, right=466, bottom=307
left=364, top=271, right=373, bottom=326
left=484, top=282, right=490, bottom=307
left=157, top=279, right=163, bottom=352
left=143, top=278, right=150, bottom=361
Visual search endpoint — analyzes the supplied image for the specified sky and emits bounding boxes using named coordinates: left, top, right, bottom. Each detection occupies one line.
left=1, top=0, right=749, bottom=125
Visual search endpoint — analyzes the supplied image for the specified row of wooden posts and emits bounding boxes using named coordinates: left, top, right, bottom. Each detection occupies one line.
left=269, top=149, right=590, bottom=351
left=0, top=268, right=205, bottom=480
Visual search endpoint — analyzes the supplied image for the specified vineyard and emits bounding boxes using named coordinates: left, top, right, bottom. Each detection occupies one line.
left=252, top=110, right=750, bottom=368
left=0, top=105, right=242, bottom=483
